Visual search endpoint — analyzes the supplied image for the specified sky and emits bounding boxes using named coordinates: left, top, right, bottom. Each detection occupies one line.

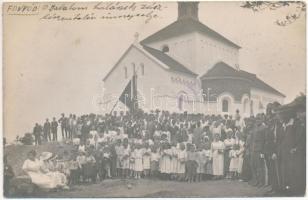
left=4, top=2, right=306, bottom=142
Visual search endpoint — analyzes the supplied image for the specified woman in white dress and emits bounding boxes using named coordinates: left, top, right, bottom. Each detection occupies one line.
left=22, top=150, right=68, bottom=190
left=211, top=133, right=225, bottom=179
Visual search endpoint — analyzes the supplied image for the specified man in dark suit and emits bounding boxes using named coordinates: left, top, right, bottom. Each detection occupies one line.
left=264, top=114, right=284, bottom=194
left=58, top=113, right=68, bottom=140
left=33, top=123, right=42, bottom=145
left=292, top=108, right=306, bottom=196
left=51, top=117, right=58, bottom=141
left=43, top=118, right=51, bottom=142
left=249, top=114, right=266, bottom=187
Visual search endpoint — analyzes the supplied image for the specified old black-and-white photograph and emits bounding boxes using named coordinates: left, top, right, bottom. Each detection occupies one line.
left=3, top=1, right=306, bottom=198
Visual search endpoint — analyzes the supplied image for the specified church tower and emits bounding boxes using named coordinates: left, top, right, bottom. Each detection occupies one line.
left=141, top=1, right=240, bottom=75
left=178, top=2, right=199, bottom=21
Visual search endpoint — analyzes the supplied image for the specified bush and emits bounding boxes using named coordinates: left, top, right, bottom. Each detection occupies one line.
left=20, top=133, right=34, bottom=145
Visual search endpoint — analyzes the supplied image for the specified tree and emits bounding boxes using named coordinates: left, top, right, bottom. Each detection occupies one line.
left=241, top=1, right=306, bottom=26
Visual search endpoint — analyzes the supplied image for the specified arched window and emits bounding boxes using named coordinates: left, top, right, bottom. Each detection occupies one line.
left=140, top=63, right=144, bottom=75
left=222, top=99, right=229, bottom=112
left=162, top=45, right=169, bottom=53
left=177, top=92, right=188, bottom=111
left=124, top=67, right=128, bottom=79
left=250, top=100, right=254, bottom=116
left=178, top=95, right=184, bottom=111
left=243, top=98, right=249, bottom=113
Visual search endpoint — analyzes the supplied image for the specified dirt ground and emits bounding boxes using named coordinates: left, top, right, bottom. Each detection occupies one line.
left=42, top=178, right=269, bottom=198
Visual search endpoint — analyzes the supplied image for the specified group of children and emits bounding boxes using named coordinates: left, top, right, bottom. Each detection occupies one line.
left=49, top=126, right=245, bottom=186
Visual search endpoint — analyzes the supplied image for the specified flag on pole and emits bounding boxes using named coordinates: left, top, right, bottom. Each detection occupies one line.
left=119, top=74, right=138, bottom=112
left=119, top=80, right=133, bottom=110
left=132, top=72, right=138, bottom=111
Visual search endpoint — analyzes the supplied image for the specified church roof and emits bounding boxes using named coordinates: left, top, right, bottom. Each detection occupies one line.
left=140, top=18, right=241, bottom=49
left=142, top=45, right=198, bottom=76
left=201, top=62, right=285, bottom=97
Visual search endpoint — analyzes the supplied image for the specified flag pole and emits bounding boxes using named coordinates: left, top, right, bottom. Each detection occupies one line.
left=109, top=99, right=119, bottom=115
left=132, top=66, right=138, bottom=113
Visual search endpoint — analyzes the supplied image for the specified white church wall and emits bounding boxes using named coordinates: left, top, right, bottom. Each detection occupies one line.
left=145, top=32, right=198, bottom=73
left=144, top=31, right=239, bottom=76
left=250, top=88, right=284, bottom=115
left=103, top=45, right=170, bottom=113
left=152, top=70, right=201, bottom=113
left=196, top=32, right=239, bottom=76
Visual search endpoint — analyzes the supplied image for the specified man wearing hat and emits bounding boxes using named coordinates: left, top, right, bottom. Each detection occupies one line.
left=249, top=114, right=266, bottom=187
left=43, top=118, right=51, bottom=142
left=51, top=117, right=58, bottom=141
left=33, top=123, right=42, bottom=145
left=277, top=95, right=306, bottom=196
left=58, top=113, right=68, bottom=140
left=292, top=100, right=306, bottom=196
left=264, top=112, right=284, bottom=194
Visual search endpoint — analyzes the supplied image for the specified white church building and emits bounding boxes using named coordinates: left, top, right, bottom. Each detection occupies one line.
left=102, top=2, right=285, bottom=117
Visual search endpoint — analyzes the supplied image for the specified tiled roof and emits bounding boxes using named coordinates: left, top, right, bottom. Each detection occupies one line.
left=141, top=18, right=240, bottom=49
left=142, top=45, right=198, bottom=76
left=202, top=62, right=286, bottom=97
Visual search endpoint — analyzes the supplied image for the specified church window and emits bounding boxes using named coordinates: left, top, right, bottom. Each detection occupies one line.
left=222, top=99, right=229, bottom=112
left=124, top=67, right=128, bottom=79
left=243, top=98, right=249, bottom=113
left=162, top=45, right=169, bottom=53
left=132, top=62, right=136, bottom=73
left=140, top=63, right=144, bottom=75
left=250, top=100, right=254, bottom=116
left=178, top=95, right=184, bottom=111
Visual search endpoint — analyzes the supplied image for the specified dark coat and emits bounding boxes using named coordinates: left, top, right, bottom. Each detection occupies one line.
left=251, top=124, right=266, bottom=153
left=33, top=125, right=42, bottom=136
left=51, top=121, right=58, bottom=133
left=43, top=122, right=51, bottom=133
left=265, top=121, right=284, bottom=156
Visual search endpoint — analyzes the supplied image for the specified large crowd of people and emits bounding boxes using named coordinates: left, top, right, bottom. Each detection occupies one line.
left=5, top=97, right=306, bottom=197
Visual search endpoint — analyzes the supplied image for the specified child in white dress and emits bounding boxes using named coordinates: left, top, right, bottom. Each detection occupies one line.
left=196, top=146, right=206, bottom=182
left=121, top=139, right=130, bottom=178
left=129, top=144, right=136, bottom=178
left=115, top=140, right=124, bottom=177
left=170, top=142, right=178, bottom=180
left=203, top=142, right=213, bottom=179
left=150, top=147, right=160, bottom=178
left=234, top=131, right=245, bottom=178
left=142, top=143, right=151, bottom=178
left=177, top=143, right=187, bottom=181
left=160, top=143, right=172, bottom=180
left=134, top=144, right=143, bottom=179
